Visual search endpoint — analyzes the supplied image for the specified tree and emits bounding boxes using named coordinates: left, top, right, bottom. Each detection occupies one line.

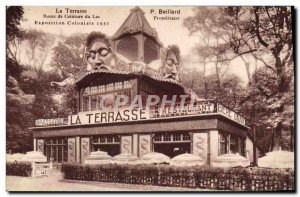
left=6, top=6, right=24, bottom=79
left=50, top=33, right=87, bottom=114
left=6, top=6, right=33, bottom=153
left=6, top=7, right=62, bottom=153
left=184, top=6, right=294, bottom=151
left=181, top=68, right=245, bottom=112
left=51, top=33, right=86, bottom=75
left=6, top=6, right=24, bottom=43
left=184, top=7, right=243, bottom=98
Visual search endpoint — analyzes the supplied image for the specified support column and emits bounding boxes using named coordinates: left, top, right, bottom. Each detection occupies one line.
left=81, top=137, right=90, bottom=163
left=227, top=135, right=231, bottom=153
left=121, top=135, right=133, bottom=154
left=237, top=138, right=241, bottom=154
left=76, top=90, right=80, bottom=113
left=136, top=34, right=144, bottom=62
left=33, top=138, right=37, bottom=151
left=132, top=134, right=138, bottom=156
left=139, top=134, right=151, bottom=157
left=192, top=132, right=208, bottom=164
left=209, top=130, right=219, bottom=166
left=131, top=79, right=138, bottom=101
left=76, top=137, right=80, bottom=163
left=36, top=139, right=44, bottom=154
left=68, top=138, right=76, bottom=163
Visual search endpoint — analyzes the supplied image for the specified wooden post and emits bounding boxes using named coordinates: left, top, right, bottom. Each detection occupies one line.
left=33, top=138, right=37, bottom=151
left=31, top=162, right=35, bottom=177
left=252, top=104, right=257, bottom=166
left=76, top=137, right=80, bottom=163
left=253, top=124, right=257, bottom=166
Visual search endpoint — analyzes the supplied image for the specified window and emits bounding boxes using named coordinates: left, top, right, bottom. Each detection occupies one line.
left=114, top=136, right=120, bottom=143
left=92, top=138, right=98, bottom=144
left=154, top=133, right=191, bottom=143
left=230, top=136, right=238, bottom=154
left=97, top=95, right=103, bottom=110
left=140, top=81, right=156, bottom=93
left=173, top=133, right=181, bottom=141
left=82, top=97, right=89, bottom=111
left=107, top=136, right=113, bottom=143
left=219, top=133, right=244, bottom=155
left=144, top=38, right=158, bottom=64
left=100, top=137, right=105, bottom=143
left=219, top=133, right=227, bottom=155
left=45, top=138, right=67, bottom=163
left=91, top=86, right=97, bottom=94
left=239, top=139, right=246, bottom=156
left=107, top=83, right=114, bottom=91
left=103, top=93, right=115, bottom=109
left=115, top=82, right=122, bottom=90
left=83, top=87, right=90, bottom=95
left=140, top=90, right=148, bottom=107
left=91, top=96, right=97, bottom=111
left=116, top=91, right=125, bottom=108
left=81, top=81, right=134, bottom=112
left=163, top=134, right=171, bottom=141
left=92, top=135, right=120, bottom=144
left=154, top=134, right=162, bottom=142
left=124, top=81, right=131, bottom=88
left=98, top=85, right=105, bottom=93
left=183, top=133, right=190, bottom=141
left=117, top=37, right=138, bottom=61
left=123, top=90, right=132, bottom=105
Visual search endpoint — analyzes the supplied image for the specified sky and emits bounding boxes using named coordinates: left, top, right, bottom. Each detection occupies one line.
left=19, top=6, right=260, bottom=84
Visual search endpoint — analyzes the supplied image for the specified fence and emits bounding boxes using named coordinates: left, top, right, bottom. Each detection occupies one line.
left=61, top=164, right=294, bottom=191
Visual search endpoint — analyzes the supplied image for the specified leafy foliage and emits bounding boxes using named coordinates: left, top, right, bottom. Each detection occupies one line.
left=6, top=7, right=63, bottom=153
left=49, top=33, right=87, bottom=115
left=181, top=68, right=245, bottom=112
left=6, top=162, right=32, bottom=177
left=6, top=6, right=24, bottom=42
left=51, top=33, right=86, bottom=75
left=183, top=6, right=294, bottom=151
left=61, top=163, right=294, bottom=191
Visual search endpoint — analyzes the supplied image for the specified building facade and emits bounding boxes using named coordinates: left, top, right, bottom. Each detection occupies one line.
left=31, top=7, right=250, bottom=165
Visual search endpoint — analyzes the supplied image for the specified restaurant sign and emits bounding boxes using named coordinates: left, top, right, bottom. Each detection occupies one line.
left=217, top=103, right=246, bottom=125
left=34, top=102, right=246, bottom=127
left=68, top=108, right=150, bottom=125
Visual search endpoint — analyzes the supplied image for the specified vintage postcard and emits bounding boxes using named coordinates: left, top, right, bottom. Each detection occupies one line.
left=6, top=6, right=295, bottom=192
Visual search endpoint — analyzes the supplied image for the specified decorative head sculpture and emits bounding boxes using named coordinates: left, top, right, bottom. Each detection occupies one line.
left=147, top=45, right=181, bottom=81
left=85, top=32, right=115, bottom=70
left=162, top=45, right=180, bottom=81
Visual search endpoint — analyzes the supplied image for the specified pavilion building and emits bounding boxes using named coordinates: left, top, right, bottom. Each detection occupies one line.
left=31, top=7, right=254, bottom=165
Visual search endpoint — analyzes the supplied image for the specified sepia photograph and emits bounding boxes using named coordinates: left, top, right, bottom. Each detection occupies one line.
left=6, top=5, right=295, bottom=192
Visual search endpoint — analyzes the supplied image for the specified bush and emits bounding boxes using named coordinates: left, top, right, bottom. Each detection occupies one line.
left=6, top=161, right=32, bottom=177
left=61, top=163, right=294, bottom=191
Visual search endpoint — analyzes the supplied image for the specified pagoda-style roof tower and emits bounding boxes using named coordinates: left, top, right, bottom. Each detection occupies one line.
left=112, top=6, right=162, bottom=64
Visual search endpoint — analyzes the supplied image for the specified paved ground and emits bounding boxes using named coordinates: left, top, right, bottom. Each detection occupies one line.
left=6, top=172, right=211, bottom=192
